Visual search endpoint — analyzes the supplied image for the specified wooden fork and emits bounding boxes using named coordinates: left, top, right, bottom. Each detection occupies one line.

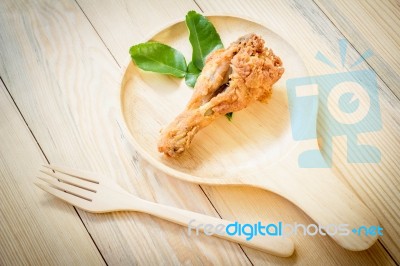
left=35, top=164, right=294, bottom=257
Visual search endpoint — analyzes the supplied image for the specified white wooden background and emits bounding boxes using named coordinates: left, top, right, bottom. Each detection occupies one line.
left=0, top=0, right=399, bottom=265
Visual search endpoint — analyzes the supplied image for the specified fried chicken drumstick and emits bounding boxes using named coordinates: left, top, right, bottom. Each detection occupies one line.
left=158, top=34, right=284, bottom=157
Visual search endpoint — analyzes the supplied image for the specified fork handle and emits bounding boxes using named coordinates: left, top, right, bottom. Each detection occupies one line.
left=132, top=198, right=294, bottom=257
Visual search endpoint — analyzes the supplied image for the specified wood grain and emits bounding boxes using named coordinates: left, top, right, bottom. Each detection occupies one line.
left=121, top=17, right=379, bottom=251
left=0, top=0, right=399, bottom=264
left=77, top=0, right=399, bottom=265
left=0, top=81, right=104, bottom=265
left=0, top=0, right=250, bottom=264
left=193, top=0, right=400, bottom=263
left=314, top=0, right=400, bottom=98
left=75, top=0, right=202, bottom=64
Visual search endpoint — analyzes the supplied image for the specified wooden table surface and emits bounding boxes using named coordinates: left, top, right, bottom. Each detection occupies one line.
left=0, top=0, right=399, bottom=265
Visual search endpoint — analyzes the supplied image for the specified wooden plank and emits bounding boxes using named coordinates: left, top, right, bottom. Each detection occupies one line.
left=75, top=0, right=400, bottom=264
left=0, top=81, right=105, bottom=265
left=76, top=0, right=199, bottom=64
left=193, top=0, right=400, bottom=263
left=314, top=0, right=400, bottom=98
left=0, top=0, right=251, bottom=264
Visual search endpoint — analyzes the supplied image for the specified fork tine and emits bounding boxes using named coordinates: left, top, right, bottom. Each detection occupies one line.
left=40, top=169, right=97, bottom=192
left=34, top=182, right=92, bottom=211
left=42, top=164, right=99, bottom=183
left=37, top=174, right=94, bottom=201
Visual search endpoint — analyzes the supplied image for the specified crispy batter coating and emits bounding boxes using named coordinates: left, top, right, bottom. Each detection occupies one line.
left=158, top=34, right=284, bottom=157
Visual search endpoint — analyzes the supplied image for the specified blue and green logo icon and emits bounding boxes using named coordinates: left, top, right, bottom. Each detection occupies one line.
left=287, top=40, right=381, bottom=168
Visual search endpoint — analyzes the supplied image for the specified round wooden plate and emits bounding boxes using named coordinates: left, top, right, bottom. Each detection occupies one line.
left=121, top=15, right=307, bottom=182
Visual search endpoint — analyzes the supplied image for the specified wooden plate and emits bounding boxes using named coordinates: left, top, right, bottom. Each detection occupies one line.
left=121, top=15, right=307, bottom=181
left=121, top=15, right=379, bottom=251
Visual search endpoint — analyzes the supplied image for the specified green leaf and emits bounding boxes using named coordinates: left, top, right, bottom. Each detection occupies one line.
left=185, top=62, right=201, bottom=88
left=225, top=112, right=233, bottom=121
left=185, top=11, right=223, bottom=70
left=129, top=42, right=187, bottom=78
